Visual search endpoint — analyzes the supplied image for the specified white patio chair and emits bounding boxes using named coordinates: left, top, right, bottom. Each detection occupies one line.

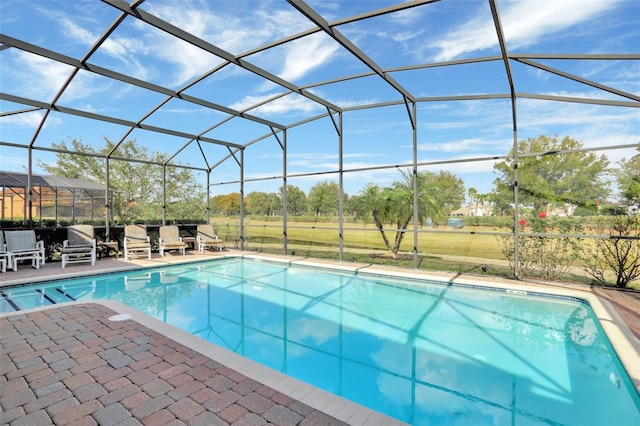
left=4, top=230, right=45, bottom=271
left=61, top=224, right=97, bottom=268
left=0, top=231, right=10, bottom=273
left=158, top=225, right=186, bottom=256
left=196, top=224, right=224, bottom=252
left=123, top=224, right=152, bottom=260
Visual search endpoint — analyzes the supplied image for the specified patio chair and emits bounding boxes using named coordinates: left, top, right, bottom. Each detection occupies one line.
left=197, top=224, right=224, bottom=252
left=158, top=225, right=186, bottom=256
left=4, top=229, right=45, bottom=271
left=0, top=231, right=10, bottom=273
left=61, top=224, right=97, bottom=268
left=123, top=224, right=152, bottom=261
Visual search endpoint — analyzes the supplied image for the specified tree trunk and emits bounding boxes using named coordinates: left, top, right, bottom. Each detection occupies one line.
left=392, top=217, right=412, bottom=254
left=373, top=211, right=394, bottom=256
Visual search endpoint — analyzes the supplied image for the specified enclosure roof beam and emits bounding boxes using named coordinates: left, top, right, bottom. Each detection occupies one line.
left=102, top=0, right=341, bottom=114
left=0, top=93, right=243, bottom=149
left=0, top=34, right=284, bottom=132
left=287, top=0, right=416, bottom=104
left=515, top=58, right=640, bottom=102
left=517, top=93, right=640, bottom=108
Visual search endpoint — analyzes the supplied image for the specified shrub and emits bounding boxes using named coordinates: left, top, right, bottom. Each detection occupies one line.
left=500, top=216, right=584, bottom=280
left=583, top=215, right=640, bottom=288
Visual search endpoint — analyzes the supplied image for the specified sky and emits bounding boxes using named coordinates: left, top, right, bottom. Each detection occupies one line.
left=1, top=0, right=639, bottom=200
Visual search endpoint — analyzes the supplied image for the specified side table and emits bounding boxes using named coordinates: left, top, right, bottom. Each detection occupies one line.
left=182, top=237, right=197, bottom=251
left=99, top=241, right=119, bottom=259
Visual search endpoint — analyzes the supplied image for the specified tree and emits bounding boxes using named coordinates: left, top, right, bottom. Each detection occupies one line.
left=617, top=147, right=640, bottom=210
left=355, top=170, right=445, bottom=258
left=307, top=181, right=340, bottom=217
left=279, top=185, right=306, bottom=216
left=493, top=135, right=610, bottom=212
left=245, top=192, right=272, bottom=215
left=38, top=138, right=205, bottom=223
left=428, top=170, right=465, bottom=214
left=468, top=187, right=478, bottom=209
left=218, top=193, right=241, bottom=216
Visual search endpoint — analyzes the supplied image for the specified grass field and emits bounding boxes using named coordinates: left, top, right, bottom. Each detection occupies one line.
left=212, top=218, right=639, bottom=289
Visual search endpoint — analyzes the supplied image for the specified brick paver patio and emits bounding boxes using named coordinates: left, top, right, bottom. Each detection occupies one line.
left=0, top=303, right=350, bottom=426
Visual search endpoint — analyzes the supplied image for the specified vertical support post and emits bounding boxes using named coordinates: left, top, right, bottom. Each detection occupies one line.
left=206, top=172, right=211, bottom=223
left=338, top=112, right=344, bottom=262
left=162, top=164, right=167, bottom=225
left=412, top=102, right=419, bottom=269
left=71, top=189, right=76, bottom=222
left=240, top=148, right=245, bottom=250
left=105, top=157, right=111, bottom=241
left=512, top=102, right=520, bottom=280
left=37, top=187, right=42, bottom=224
left=54, top=188, right=59, bottom=224
left=282, top=130, right=288, bottom=256
left=27, top=147, right=32, bottom=227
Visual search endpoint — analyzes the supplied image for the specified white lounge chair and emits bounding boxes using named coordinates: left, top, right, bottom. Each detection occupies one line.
left=196, top=224, right=224, bottom=252
left=61, top=224, right=96, bottom=268
left=158, top=225, right=186, bottom=256
left=123, top=224, right=152, bottom=260
left=5, top=230, right=45, bottom=271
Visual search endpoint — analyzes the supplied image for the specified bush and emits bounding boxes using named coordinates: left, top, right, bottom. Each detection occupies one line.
left=583, top=215, right=640, bottom=288
left=500, top=216, right=584, bottom=280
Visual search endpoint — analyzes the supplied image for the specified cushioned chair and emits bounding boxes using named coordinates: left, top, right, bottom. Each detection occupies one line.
left=0, top=231, right=10, bottom=273
left=4, top=229, right=45, bottom=271
left=196, top=224, right=224, bottom=252
left=61, top=224, right=96, bottom=268
left=158, top=225, right=186, bottom=256
left=123, top=224, right=152, bottom=260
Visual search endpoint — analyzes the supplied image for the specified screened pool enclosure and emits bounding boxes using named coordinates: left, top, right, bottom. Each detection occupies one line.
left=1, top=0, right=638, bottom=281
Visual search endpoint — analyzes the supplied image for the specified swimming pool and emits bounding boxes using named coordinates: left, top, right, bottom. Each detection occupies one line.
left=1, top=257, right=639, bottom=425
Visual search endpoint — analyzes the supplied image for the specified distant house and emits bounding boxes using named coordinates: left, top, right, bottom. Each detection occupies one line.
left=451, top=205, right=492, bottom=216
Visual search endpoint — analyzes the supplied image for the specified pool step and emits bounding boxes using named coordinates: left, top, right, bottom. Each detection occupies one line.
left=0, top=287, right=78, bottom=312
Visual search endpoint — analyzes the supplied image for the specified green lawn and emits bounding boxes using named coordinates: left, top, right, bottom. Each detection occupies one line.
left=212, top=218, right=639, bottom=289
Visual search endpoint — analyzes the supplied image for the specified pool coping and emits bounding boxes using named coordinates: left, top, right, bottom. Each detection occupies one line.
left=1, top=251, right=639, bottom=410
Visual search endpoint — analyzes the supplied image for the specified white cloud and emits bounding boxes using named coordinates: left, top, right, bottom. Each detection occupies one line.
left=279, top=33, right=339, bottom=82
left=0, top=110, right=46, bottom=128
left=230, top=93, right=321, bottom=115
left=416, top=138, right=509, bottom=153
left=431, top=0, right=619, bottom=62
left=146, top=1, right=325, bottom=86
left=15, top=52, right=72, bottom=100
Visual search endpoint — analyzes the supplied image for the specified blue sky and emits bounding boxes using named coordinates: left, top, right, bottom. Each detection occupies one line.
left=1, top=0, right=639, bottom=199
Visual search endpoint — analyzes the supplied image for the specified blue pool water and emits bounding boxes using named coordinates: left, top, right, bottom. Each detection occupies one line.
left=2, top=258, right=639, bottom=425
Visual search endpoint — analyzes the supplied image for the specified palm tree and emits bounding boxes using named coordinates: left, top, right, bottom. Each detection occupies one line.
left=357, top=170, right=445, bottom=258
left=468, top=187, right=478, bottom=211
